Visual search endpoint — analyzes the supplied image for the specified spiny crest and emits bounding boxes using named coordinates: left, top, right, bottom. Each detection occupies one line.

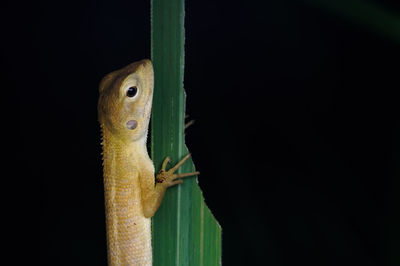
left=100, top=123, right=105, bottom=166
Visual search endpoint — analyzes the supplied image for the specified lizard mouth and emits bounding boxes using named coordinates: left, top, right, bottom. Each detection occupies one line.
left=126, top=120, right=138, bottom=130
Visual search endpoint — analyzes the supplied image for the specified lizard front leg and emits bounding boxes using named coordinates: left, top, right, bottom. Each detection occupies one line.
left=141, top=154, right=199, bottom=218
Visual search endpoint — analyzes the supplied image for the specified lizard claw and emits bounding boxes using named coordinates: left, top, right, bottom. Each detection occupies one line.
left=184, top=114, right=195, bottom=131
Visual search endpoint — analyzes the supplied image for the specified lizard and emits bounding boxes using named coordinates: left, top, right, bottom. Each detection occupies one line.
left=98, top=59, right=199, bottom=265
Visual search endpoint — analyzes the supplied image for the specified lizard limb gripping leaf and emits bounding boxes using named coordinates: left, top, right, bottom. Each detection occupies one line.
left=98, top=59, right=199, bottom=265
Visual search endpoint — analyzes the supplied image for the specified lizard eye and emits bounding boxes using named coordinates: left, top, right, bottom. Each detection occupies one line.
left=126, top=86, right=138, bottom=98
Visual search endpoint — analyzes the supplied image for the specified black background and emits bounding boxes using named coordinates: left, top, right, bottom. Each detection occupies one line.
left=7, top=0, right=400, bottom=265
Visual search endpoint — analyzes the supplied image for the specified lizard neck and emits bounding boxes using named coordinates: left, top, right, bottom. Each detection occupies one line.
left=101, top=124, right=151, bottom=172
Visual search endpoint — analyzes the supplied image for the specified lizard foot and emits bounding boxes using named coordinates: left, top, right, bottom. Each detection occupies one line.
left=156, top=154, right=199, bottom=187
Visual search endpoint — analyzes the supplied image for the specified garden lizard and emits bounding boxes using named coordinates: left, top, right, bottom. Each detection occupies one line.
left=98, top=59, right=199, bottom=265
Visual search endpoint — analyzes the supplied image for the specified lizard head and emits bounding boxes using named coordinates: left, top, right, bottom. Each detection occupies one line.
left=98, top=59, right=154, bottom=143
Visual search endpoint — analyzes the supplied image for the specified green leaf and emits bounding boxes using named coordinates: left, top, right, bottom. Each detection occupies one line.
left=150, top=0, right=222, bottom=265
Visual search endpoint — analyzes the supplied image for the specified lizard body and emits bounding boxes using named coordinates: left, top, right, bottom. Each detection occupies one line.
left=98, top=59, right=198, bottom=265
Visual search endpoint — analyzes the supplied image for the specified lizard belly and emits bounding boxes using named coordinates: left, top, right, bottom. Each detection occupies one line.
left=104, top=173, right=152, bottom=266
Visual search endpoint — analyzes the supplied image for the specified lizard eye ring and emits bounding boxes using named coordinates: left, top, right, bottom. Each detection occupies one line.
left=126, top=86, right=138, bottom=98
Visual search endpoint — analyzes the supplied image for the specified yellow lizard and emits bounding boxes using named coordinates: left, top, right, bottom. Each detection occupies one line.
left=98, top=59, right=199, bottom=265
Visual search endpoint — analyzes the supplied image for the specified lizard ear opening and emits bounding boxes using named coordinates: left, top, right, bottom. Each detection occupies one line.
left=126, top=120, right=138, bottom=130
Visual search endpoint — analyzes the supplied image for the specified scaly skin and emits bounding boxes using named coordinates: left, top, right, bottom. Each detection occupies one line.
left=98, top=59, right=199, bottom=265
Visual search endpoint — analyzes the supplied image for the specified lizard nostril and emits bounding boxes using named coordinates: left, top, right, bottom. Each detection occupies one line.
left=126, top=120, right=138, bottom=130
